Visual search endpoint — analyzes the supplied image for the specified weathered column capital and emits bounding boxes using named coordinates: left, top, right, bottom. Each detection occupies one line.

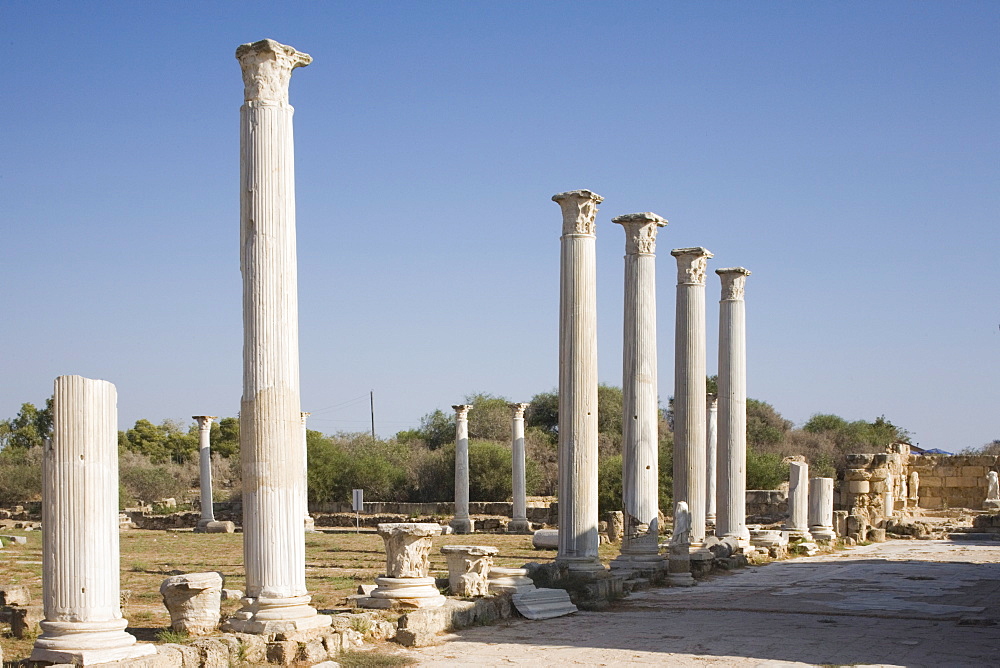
left=192, top=416, right=217, bottom=430
left=612, top=212, right=667, bottom=255
left=509, top=402, right=530, bottom=419
left=716, top=267, right=751, bottom=301
left=671, top=247, right=714, bottom=285
left=236, top=39, right=312, bottom=104
left=452, top=404, right=473, bottom=418
left=300, top=411, right=311, bottom=422
left=706, top=394, right=718, bottom=408
left=552, top=189, right=604, bottom=236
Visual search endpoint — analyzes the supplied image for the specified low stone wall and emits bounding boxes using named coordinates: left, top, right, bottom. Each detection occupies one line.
left=907, top=454, right=999, bottom=510
left=745, top=490, right=787, bottom=521
left=310, top=500, right=557, bottom=525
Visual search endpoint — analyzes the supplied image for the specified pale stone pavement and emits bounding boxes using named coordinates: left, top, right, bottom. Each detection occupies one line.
left=400, top=539, right=1000, bottom=667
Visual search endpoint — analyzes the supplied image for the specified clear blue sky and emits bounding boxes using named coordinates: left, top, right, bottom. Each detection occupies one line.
left=2, top=2, right=997, bottom=449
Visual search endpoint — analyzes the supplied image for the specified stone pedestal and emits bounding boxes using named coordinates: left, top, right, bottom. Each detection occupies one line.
left=671, top=248, right=713, bottom=551
left=667, top=502, right=695, bottom=587
left=193, top=416, right=217, bottom=531
left=611, top=212, right=667, bottom=572
left=31, top=376, right=155, bottom=665
left=362, top=523, right=445, bottom=609
left=226, top=39, right=330, bottom=637
left=986, top=471, right=1000, bottom=511
left=450, top=404, right=475, bottom=534
left=808, top=477, right=836, bottom=541
left=508, top=403, right=532, bottom=533
left=160, top=572, right=223, bottom=635
left=553, top=190, right=605, bottom=575
left=715, top=267, right=751, bottom=545
left=440, top=545, right=498, bottom=597
left=705, top=394, right=718, bottom=527
left=782, top=461, right=812, bottom=540
left=488, top=567, right=536, bottom=594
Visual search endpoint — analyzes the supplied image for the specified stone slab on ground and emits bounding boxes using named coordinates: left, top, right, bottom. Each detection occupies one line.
left=511, top=588, right=578, bottom=620
left=401, top=539, right=1000, bottom=666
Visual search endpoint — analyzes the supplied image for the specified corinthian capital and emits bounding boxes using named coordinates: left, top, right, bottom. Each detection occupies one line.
left=552, top=189, right=604, bottom=236
left=716, top=267, right=751, bottom=301
left=452, top=404, right=473, bottom=419
left=671, top=247, right=714, bottom=285
left=612, top=212, right=667, bottom=255
left=509, top=403, right=530, bottom=419
left=236, top=39, right=312, bottom=104
left=192, top=415, right=217, bottom=431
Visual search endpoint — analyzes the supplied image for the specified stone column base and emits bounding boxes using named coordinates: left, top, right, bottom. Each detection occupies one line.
left=31, top=619, right=156, bottom=666
left=507, top=519, right=532, bottom=534
left=223, top=595, right=331, bottom=639
left=782, top=527, right=813, bottom=542
left=555, top=556, right=608, bottom=577
left=196, top=520, right=236, bottom=534
left=488, top=567, right=536, bottom=594
left=809, top=526, right=837, bottom=541
left=365, top=577, right=446, bottom=609
left=609, top=553, right=665, bottom=573
left=984, top=500, right=1000, bottom=511
left=449, top=518, right=475, bottom=534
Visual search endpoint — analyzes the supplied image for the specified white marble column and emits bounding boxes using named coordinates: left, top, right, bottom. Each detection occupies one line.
left=31, top=376, right=155, bottom=665
left=671, top=247, right=713, bottom=549
left=783, top=461, right=812, bottom=540
left=554, top=189, right=605, bottom=574
left=705, top=395, right=718, bottom=527
left=227, top=38, right=329, bottom=636
left=301, top=412, right=316, bottom=532
left=808, top=477, right=836, bottom=540
left=715, top=267, right=751, bottom=544
left=194, top=416, right=217, bottom=530
left=508, top=403, right=531, bottom=534
left=611, top=212, right=667, bottom=570
left=450, top=404, right=475, bottom=534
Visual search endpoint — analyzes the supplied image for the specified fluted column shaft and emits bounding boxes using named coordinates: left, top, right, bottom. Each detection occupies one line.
left=194, top=416, right=217, bottom=526
left=705, top=395, right=718, bottom=526
left=451, top=405, right=474, bottom=534
left=614, top=213, right=666, bottom=562
left=716, top=267, right=751, bottom=541
left=301, top=412, right=315, bottom=531
left=671, top=247, right=713, bottom=545
left=230, top=38, right=327, bottom=634
left=784, top=461, right=812, bottom=539
left=509, top=403, right=531, bottom=533
left=31, top=375, right=153, bottom=664
left=554, top=189, right=604, bottom=572
left=808, top=477, right=836, bottom=540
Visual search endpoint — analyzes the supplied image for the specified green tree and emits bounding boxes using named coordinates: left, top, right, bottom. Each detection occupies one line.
left=0, top=399, right=53, bottom=450
left=212, top=417, right=240, bottom=458
left=121, top=419, right=198, bottom=463
left=746, top=399, right=791, bottom=451
left=746, top=448, right=789, bottom=490
left=466, top=393, right=512, bottom=442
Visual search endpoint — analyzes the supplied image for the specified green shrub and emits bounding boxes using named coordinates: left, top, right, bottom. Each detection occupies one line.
left=746, top=447, right=789, bottom=490
left=0, top=445, right=42, bottom=503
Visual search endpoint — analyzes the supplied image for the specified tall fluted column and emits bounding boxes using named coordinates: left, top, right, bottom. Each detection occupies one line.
left=809, top=477, right=836, bottom=540
left=671, top=247, right=713, bottom=549
left=301, top=412, right=316, bottom=533
left=705, top=395, right=718, bottom=527
left=227, top=38, right=329, bottom=636
left=783, top=461, right=812, bottom=540
left=554, top=189, right=605, bottom=573
left=716, top=267, right=751, bottom=543
left=611, top=212, right=667, bottom=570
left=450, top=404, right=475, bottom=534
left=194, top=416, right=218, bottom=530
left=31, top=375, right=155, bottom=665
left=508, top=403, right=531, bottom=534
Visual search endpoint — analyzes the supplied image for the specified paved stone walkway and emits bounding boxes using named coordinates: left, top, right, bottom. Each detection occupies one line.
left=400, top=539, right=1000, bottom=667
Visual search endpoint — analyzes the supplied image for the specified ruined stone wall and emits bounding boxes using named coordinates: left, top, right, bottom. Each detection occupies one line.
left=906, top=454, right=999, bottom=510
left=840, top=446, right=910, bottom=540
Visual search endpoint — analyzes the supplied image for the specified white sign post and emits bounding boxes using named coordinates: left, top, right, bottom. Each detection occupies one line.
left=352, top=489, right=364, bottom=533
